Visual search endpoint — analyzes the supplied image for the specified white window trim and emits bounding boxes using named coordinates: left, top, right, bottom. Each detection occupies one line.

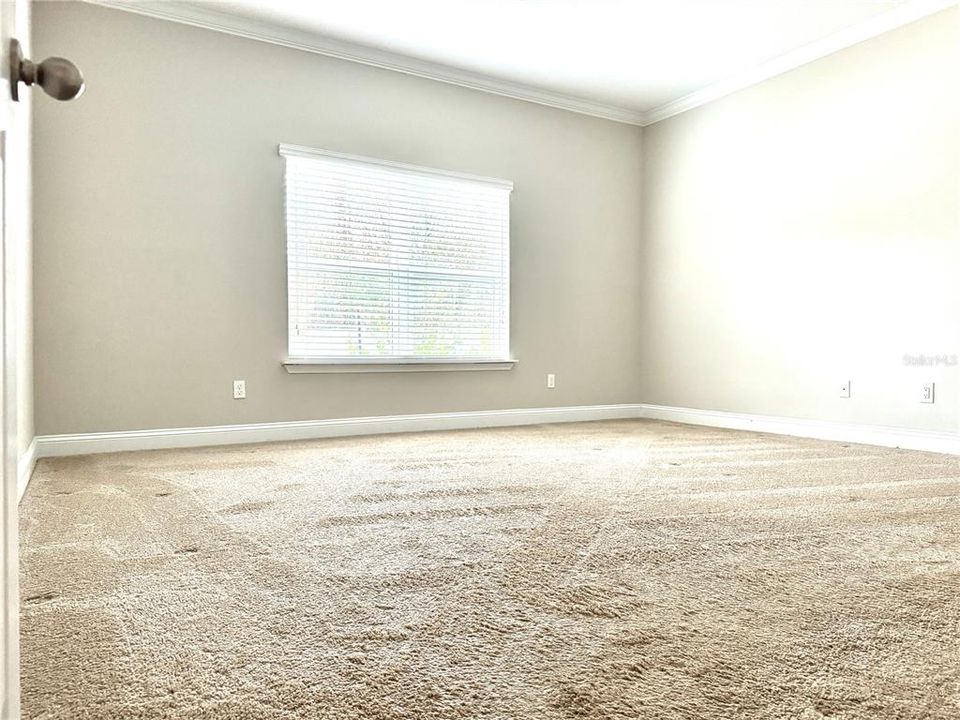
left=282, top=358, right=517, bottom=374
left=280, top=144, right=514, bottom=368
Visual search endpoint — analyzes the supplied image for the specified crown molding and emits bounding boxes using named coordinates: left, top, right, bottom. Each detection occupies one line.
left=642, top=0, right=958, bottom=125
left=81, top=0, right=646, bottom=125
left=82, top=0, right=956, bottom=128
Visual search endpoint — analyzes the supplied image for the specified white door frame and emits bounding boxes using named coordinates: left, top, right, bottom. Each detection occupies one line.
left=0, top=130, right=17, bottom=720
left=1, top=0, right=28, bottom=713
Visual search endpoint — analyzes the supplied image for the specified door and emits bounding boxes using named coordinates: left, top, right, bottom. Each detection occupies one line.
left=0, top=130, right=13, bottom=720
left=0, top=0, right=27, bottom=714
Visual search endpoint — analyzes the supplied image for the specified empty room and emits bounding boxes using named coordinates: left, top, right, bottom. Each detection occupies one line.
left=1, top=0, right=958, bottom=717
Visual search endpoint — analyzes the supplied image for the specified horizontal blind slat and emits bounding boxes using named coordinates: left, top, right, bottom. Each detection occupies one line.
left=285, top=209, right=507, bottom=243
left=286, top=175, right=507, bottom=215
left=286, top=158, right=508, bottom=202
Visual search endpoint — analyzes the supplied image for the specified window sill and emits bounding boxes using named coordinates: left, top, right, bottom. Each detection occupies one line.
left=283, top=359, right=518, bottom=374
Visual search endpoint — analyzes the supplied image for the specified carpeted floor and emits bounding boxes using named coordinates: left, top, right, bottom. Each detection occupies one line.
left=18, top=419, right=960, bottom=719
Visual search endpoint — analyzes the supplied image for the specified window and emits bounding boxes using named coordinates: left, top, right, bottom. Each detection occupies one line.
left=281, top=145, right=512, bottom=367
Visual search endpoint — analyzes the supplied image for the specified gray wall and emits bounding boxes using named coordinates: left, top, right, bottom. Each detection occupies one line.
left=33, top=2, right=644, bottom=435
left=640, top=8, right=959, bottom=433
left=35, top=3, right=958, bottom=439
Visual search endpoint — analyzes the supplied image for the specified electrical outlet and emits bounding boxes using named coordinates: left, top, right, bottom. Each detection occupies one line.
left=233, top=380, right=246, bottom=399
left=839, top=380, right=851, bottom=398
left=546, top=373, right=556, bottom=389
left=920, top=382, right=935, bottom=404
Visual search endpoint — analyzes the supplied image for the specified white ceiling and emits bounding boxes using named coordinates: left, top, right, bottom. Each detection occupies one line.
left=99, top=0, right=954, bottom=123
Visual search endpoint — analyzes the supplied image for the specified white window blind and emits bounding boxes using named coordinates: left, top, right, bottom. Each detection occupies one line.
left=281, top=145, right=512, bottom=363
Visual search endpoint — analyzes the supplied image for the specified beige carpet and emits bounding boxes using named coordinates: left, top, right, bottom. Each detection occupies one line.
left=19, top=419, right=960, bottom=719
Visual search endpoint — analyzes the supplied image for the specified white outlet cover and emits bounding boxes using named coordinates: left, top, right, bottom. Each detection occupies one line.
left=920, top=382, right=935, bottom=404
left=839, top=381, right=851, bottom=398
left=233, top=380, right=246, bottom=399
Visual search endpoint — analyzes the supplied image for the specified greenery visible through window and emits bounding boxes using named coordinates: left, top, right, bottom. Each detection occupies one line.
left=282, top=146, right=512, bottom=362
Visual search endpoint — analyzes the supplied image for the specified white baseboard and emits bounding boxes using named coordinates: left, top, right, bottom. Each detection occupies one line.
left=34, top=404, right=646, bottom=457
left=638, top=404, right=960, bottom=455
left=32, top=403, right=960, bottom=459
left=18, top=438, right=37, bottom=503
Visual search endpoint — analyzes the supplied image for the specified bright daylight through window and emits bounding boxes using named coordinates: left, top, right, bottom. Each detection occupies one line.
left=282, top=145, right=512, bottom=365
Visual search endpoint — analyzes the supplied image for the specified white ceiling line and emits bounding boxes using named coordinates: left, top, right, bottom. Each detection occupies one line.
left=82, top=0, right=646, bottom=125
left=84, top=0, right=956, bottom=127
left=643, top=0, right=958, bottom=125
